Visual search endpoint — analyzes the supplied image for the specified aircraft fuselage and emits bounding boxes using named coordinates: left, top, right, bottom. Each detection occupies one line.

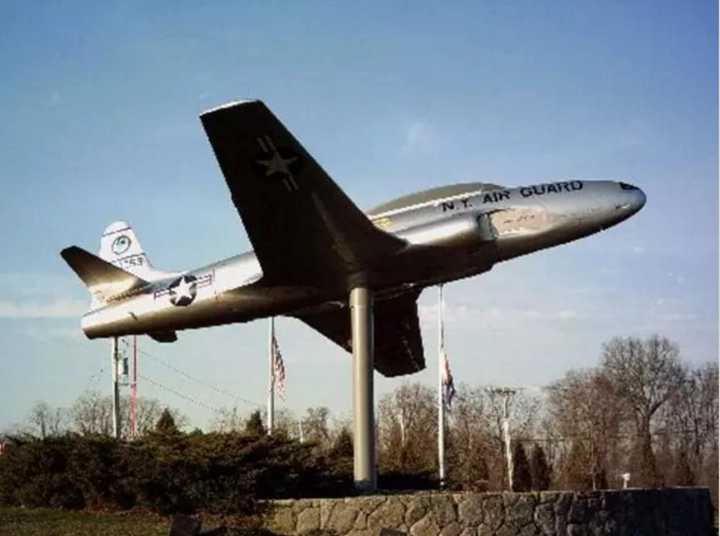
left=81, top=179, right=645, bottom=339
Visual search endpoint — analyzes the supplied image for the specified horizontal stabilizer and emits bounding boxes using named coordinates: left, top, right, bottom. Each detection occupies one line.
left=60, top=246, right=148, bottom=303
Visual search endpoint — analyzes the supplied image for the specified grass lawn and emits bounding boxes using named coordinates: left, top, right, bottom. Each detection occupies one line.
left=0, top=507, right=168, bottom=536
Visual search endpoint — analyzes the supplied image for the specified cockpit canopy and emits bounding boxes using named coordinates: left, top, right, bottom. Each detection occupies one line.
left=367, top=182, right=506, bottom=217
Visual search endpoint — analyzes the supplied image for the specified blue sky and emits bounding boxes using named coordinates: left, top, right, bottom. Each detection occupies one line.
left=0, top=1, right=717, bottom=431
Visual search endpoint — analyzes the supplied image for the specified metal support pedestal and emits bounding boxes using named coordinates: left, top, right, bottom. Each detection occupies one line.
left=111, top=336, right=121, bottom=440
left=350, top=287, right=376, bottom=491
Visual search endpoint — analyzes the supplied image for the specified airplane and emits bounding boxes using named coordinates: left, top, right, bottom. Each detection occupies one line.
left=61, top=99, right=646, bottom=378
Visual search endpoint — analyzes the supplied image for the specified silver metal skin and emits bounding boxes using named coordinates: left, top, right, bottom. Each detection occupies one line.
left=350, top=287, right=376, bottom=491
left=75, top=180, right=645, bottom=340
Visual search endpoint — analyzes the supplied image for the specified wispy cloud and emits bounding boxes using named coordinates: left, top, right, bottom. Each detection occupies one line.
left=22, top=326, right=85, bottom=342
left=666, top=272, right=686, bottom=285
left=402, top=121, right=434, bottom=154
left=522, top=309, right=580, bottom=321
left=0, top=299, right=87, bottom=319
left=0, top=273, right=82, bottom=298
left=418, top=302, right=581, bottom=331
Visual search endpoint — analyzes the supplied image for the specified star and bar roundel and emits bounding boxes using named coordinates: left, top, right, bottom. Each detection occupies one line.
left=254, top=135, right=302, bottom=192
left=154, top=273, right=213, bottom=307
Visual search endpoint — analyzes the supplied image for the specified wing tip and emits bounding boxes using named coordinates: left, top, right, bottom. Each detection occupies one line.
left=199, top=99, right=261, bottom=118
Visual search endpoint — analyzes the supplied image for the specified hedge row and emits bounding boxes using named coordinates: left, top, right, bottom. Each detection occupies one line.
left=0, top=431, right=352, bottom=514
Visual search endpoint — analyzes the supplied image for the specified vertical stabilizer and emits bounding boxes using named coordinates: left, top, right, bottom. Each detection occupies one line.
left=99, top=221, right=169, bottom=281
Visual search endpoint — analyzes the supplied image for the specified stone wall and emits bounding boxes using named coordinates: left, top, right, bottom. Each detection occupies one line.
left=264, top=488, right=713, bottom=536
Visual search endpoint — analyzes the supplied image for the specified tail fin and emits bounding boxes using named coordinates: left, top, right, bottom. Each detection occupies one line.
left=99, top=221, right=167, bottom=281
left=61, top=246, right=148, bottom=306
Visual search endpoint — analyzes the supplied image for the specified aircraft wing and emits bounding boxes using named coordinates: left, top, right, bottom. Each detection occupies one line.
left=200, top=100, right=405, bottom=287
left=295, top=291, right=425, bottom=377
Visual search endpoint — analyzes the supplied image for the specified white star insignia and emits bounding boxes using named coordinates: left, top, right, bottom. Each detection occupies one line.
left=254, top=136, right=300, bottom=192
left=175, top=278, right=194, bottom=300
left=256, top=152, right=297, bottom=178
left=170, top=276, right=196, bottom=305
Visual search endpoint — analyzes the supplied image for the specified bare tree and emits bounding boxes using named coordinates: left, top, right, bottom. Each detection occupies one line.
left=547, top=369, right=625, bottom=490
left=211, top=406, right=297, bottom=436
left=71, top=390, right=186, bottom=438
left=130, top=396, right=164, bottom=436
left=446, top=384, right=491, bottom=489
left=482, top=388, right=541, bottom=490
left=211, top=406, right=246, bottom=433
left=123, top=396, right=186, bottom=437
left=378, top=383, right=436, bottom=473
left=71, top=391, right=114, bottom=436
left=329, top=414, right=353, bottom=446
left=302, top=406, right=332, bottom=447
left=28, top=401, right=68, bottom=438
left=601, top=335, right=685, bottom=487
left=265, top=408, right=298, bottom=438
left=661, top=361, right=718, bottom=486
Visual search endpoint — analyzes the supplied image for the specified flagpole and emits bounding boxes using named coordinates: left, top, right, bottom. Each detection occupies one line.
left=268, top=316, right=275, bottom=436
left=438, top=284, right=446, bottom=487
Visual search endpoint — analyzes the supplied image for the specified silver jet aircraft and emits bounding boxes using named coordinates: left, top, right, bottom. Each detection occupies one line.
left=62, top=100, right=646, bottom=377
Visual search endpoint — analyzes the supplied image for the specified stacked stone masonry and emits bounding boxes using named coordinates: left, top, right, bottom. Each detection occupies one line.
left=265, top=488, right=713, bottom=536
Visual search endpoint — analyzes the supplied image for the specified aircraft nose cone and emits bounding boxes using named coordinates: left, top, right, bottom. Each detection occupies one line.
left=618, top=182, right=646, bottom=214
left=635, top=188, right=646, bottom=211
left=627, top=188, right=647, bottom=214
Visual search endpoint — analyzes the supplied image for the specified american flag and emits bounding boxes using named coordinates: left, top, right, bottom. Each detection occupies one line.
left=271, top=334, right=287, bottom=400
left=441, top=349, right=456, bottom=409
